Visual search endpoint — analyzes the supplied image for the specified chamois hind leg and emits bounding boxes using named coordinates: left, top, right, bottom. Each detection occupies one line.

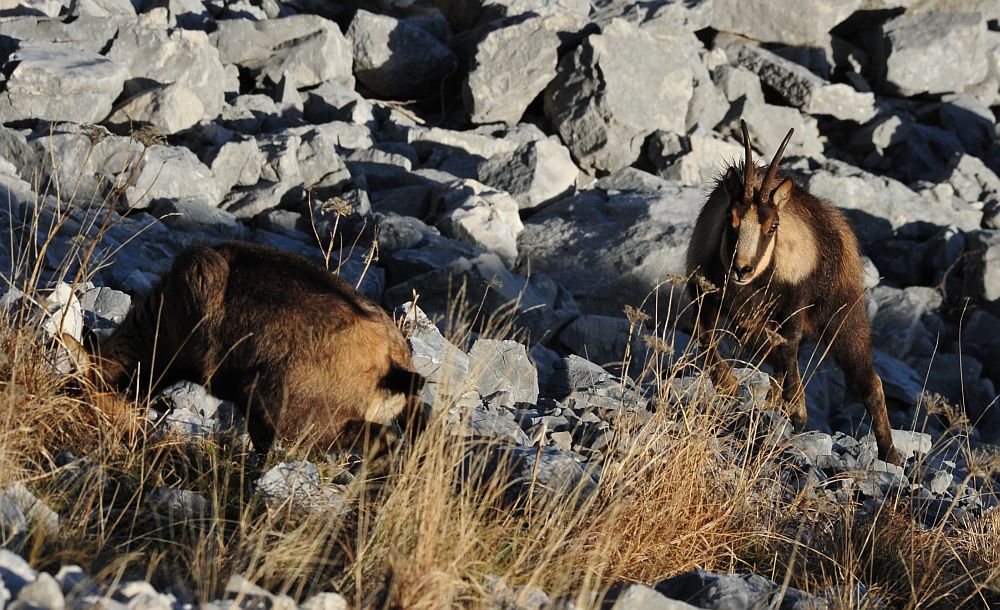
left=831, top=312, right=901, bottom=465
left=761, top=320, right=808, bottom=432
left=691, top=291, right=739, bottom=397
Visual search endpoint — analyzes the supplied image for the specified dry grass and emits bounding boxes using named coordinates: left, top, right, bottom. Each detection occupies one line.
left=0, top=134, right=997, bottom=609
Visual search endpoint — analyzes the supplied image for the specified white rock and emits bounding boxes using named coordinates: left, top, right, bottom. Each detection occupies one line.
left=477, top=138, right=578, bottom=210
left=648, top=128, right=745, bottom=186
left=107, top=83, right=205, bottom=135
left=725, top=41, right=877, bottom=122
left=878, top=11, right=988, bottom=96
left=0, top=40, right=126, bottom=124
left=464, top=14, right=576, bottom=125
left=109, top=26, right=226, bottom=122
left=546, top=19, right=694, bottom=175
left=433, top=179, right=523, bottom=267
left=211, top=15, right=353, bottom=89
left=712, top=0, right=861, bottom=46
left=347, top=9, right=457, bottom=98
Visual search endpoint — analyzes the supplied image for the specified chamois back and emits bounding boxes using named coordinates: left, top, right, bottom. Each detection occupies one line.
left=82, top=241, right=424, bottom=453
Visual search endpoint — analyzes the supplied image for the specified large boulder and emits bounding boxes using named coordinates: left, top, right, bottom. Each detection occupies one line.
left=347, top=10, right=456, bottom=99
left=0, top=15, right=128, bottom=53
left=106, top=83, right=205, bottom=135
left=108, top=25, right=226, bottom=122
left=545, top=18, right=694, bottom=175
left=804, top=158, right=982, bottom=243
left=125, top=145, right=221, bottom=211
left=384, top=251, right=580, bottom=346
left=517, top=179, right=703, bottom=316
left=876, top=11, right=988, bottom=96
left=0, top=40, right=126, bottom=124
left=432, top=179, right=524, bottom=267
left=476, top=137, right=578, bottom=210
left=724, top=40, right=877, bottom=123
left=210, top=16, right=353, bottom=89
left=464, top=14, right=574, bottom=125
left=711, top=0, right=861, bottom=46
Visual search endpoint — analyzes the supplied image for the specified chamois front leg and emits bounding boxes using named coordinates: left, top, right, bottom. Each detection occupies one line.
left=762, top=317, right=808, bottom=432
left=691, top=291, right=739, bottom=397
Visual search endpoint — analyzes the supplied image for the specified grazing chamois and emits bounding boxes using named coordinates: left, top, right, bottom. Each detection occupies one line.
left=66, top=241, right=425, bottom=454
left=686, top=121, right=901, bottom=465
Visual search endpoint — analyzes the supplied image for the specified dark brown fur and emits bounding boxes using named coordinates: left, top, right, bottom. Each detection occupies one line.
left=686, top=126, right=900, bottom=465
left=81, top=241, right=425, bottom=454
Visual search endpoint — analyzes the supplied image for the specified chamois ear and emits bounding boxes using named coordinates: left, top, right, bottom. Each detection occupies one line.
left=771, top=177, right=794, bottom=210
left=722, top=167, right=742, bottom=200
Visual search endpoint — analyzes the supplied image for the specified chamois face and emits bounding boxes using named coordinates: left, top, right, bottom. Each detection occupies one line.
left=721, top=170, right=794, bottom=285
left=716, top=122, right=796, bottom=286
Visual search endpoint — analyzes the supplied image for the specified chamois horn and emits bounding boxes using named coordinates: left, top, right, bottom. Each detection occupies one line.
left=760, top=128, right=794, bottom=204
left=740, top=120, right=754, bottom=205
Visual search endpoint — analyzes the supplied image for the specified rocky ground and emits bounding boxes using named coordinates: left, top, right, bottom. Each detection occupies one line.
left=0, top=0, right=999, bottom=609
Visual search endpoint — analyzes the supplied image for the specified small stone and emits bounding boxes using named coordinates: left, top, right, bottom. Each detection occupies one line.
left=889, top=429, right=932, bottom=460
left=147, top=488, right=212, bottom=520
left=299, top=592, right=348, bottom=610
left=17, top=573, right=64, bottom=610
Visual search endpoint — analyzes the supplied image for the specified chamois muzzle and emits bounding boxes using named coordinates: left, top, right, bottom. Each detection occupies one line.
left=733, top=265, right=754, bottom=283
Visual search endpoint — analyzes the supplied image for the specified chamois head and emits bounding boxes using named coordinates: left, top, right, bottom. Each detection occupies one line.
left=719, top=121, right=795, bottom=285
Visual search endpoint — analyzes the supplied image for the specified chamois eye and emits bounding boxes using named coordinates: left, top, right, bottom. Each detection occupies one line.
left=769, top=222, right=778, bottom=233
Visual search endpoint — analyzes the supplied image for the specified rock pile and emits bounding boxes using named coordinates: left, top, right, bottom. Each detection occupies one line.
left=1, top=0, right=999, bottom=608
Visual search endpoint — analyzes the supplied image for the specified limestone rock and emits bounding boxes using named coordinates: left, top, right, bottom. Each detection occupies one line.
left=0, top=40, right=126, bottom=124
left=347, top=10, right=456, bottom=99
left=712, top=0, right=861, bottom=46
left=518, top=183, right=702, bottom=316
left=877, top=11, right=988, bottom=96
left=647, top=128, right=744, bottom=186
left=433, top=179, right=523, bottom=267
left=476, top=138, right=577, bottom=210
left=109, top=25, right=226, bottom=122
left=545, top=19, right=694, bottom=175
left=468, top=339, right=539, bottom=407
left=107, top=83, right=205, bottom=135
left=725, top=40, right=877, bottom=122
left=464, top=14, right=570, bottom=125
left=210, top=15, right=353, bottom=89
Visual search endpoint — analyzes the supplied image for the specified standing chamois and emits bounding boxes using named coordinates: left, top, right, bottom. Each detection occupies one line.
left=686, top=121, right=901, bottom=465
left=66, top=241, right=425, bottom=454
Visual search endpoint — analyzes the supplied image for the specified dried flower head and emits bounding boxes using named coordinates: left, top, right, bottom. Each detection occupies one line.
left=81, top=124, right=109, bottom=146
left=694, top=273, right=718, bottom=294
left=131, top=125, right=165, bottom=148
left=642, top=334, right=673, bottom=355
left=623, top=305, right=650, bottom=326
left=321, top=197, right=354, bottom=217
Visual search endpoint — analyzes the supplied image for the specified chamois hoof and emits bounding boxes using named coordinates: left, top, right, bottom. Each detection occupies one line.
left=789, top=407, right=808, bottom=433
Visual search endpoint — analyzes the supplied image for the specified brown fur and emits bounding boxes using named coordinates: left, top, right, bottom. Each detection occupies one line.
left=686, top=138, right=901, bottom=465
left=75, top=241, right=425, bottom=454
